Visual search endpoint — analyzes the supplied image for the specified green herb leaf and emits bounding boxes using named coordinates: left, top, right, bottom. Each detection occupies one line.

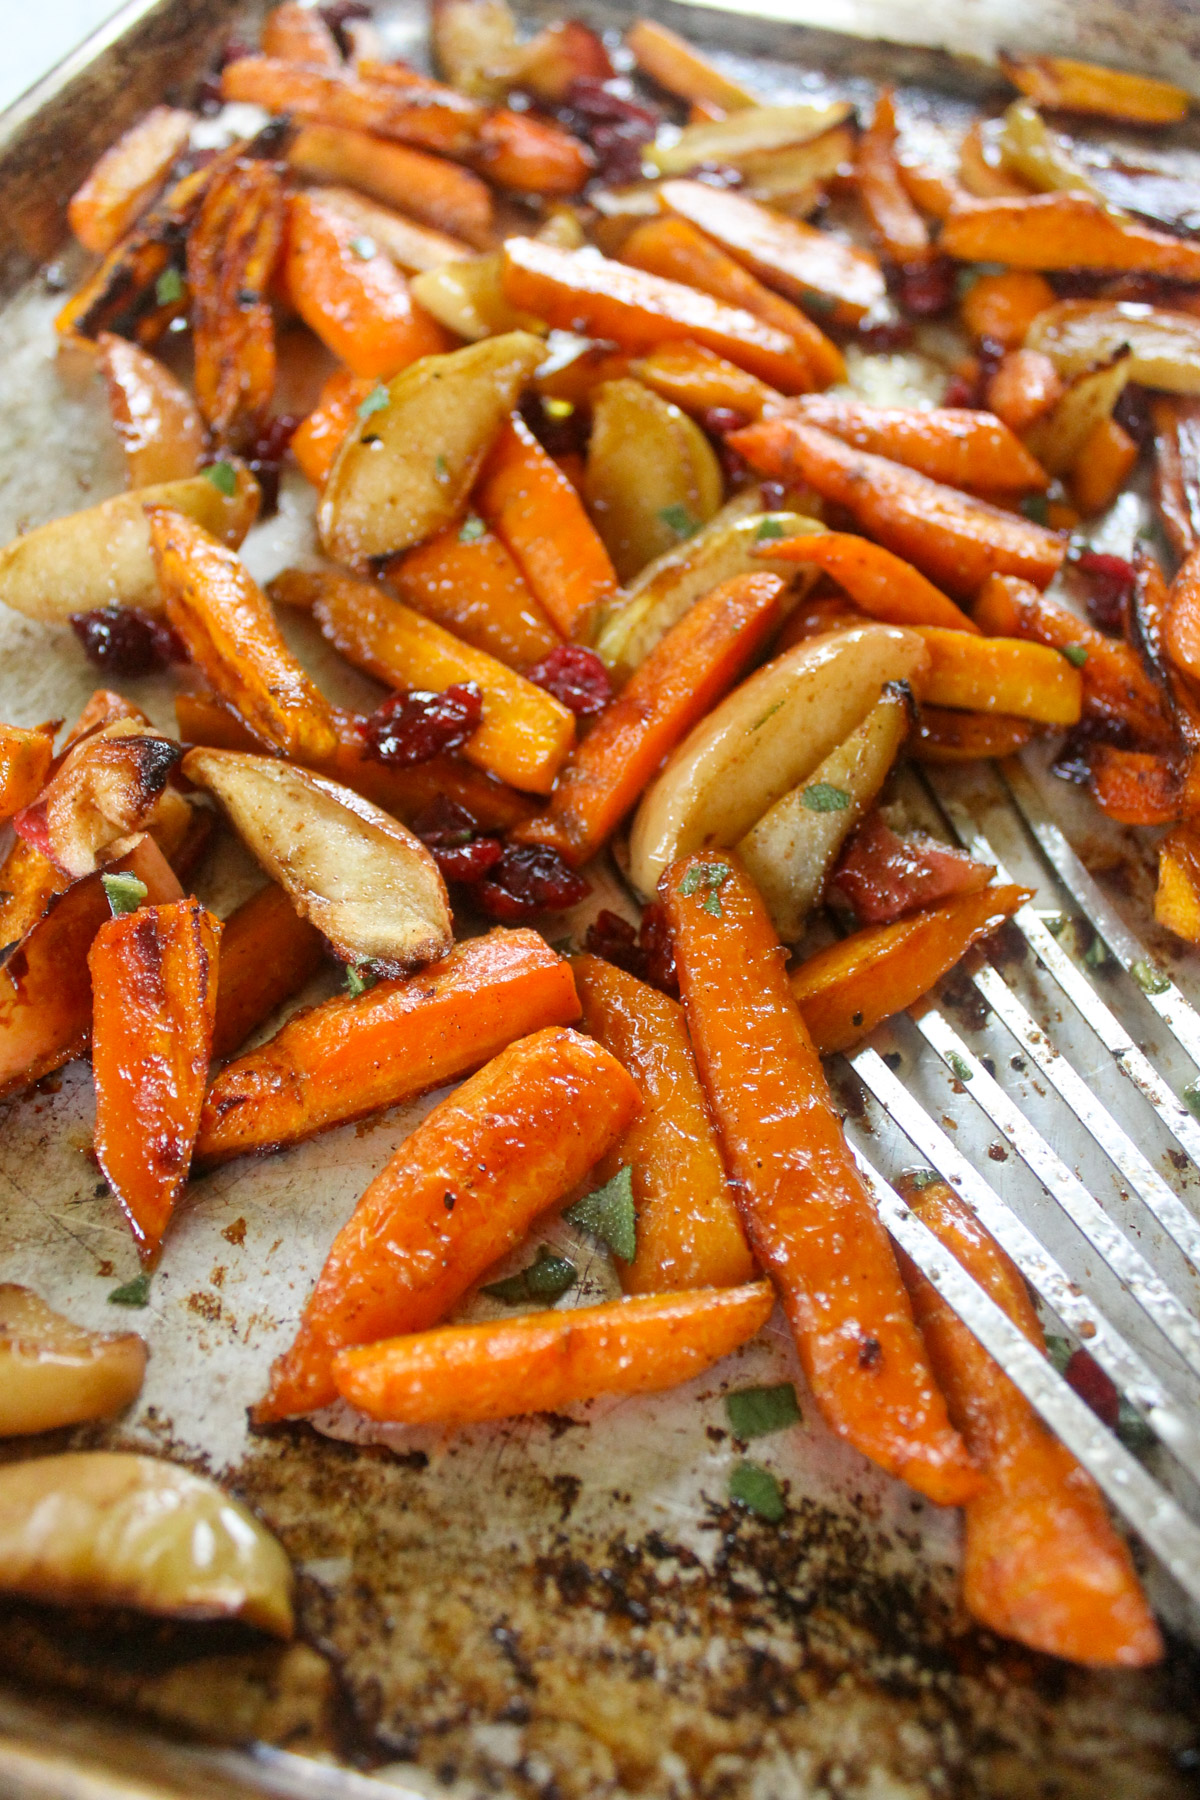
left=482, top=1244, right=578, bottom=1305
left=658, top=503, right=698, bottom=540
left=204, top=460, right=237, bottom=497
left=1182, top=1081, right=1200, bottom=1122
left=1043, top=1333, right=1073, bottom=1376
left=1061, top=643, right=1089, bottom=668
left=754, top=516, right=787, bottom=541
left=945, top=1050, right=974, bottom=1083
left=348, top=234, right=377, bottom=260
left=357, top=384, right=390, bottom=421
left=678, top=860, right=732, bottom=917
left=906, top=1167, right=941, bottom=1191
left=345, top=961, right=378, bottom=998
left=729, top=1460, right=785, bottom=1522
left=1043, top=912, right=1070, bottom=937
left=752, top=699, right=786, bottom=731
left=435, top=453, right=449, bottom=481
left=1131, top=958, right=1170, bottom=996
left=101, top=872, right=148, bottom=918
left=1021, top=493, right=1049, bottom=525
left=1083, top=933, right=1110, bottom=970
left=801, top=289, right=836, bottom=316
left=458, top=513, right=487, bottom=543
left=155, top=266, right=185, bottom=306
left=725, top=1382, right=801, bottom=1440
left=108, top=1272, right=151, bottom=1307
left=1116, top=1400, right=1156, bottom=1458
left=565, top=1165, right=636, bottom=1263
left=801, top=783, right=851, bottom=813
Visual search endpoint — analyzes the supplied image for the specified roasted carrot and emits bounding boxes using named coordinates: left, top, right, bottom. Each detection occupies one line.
left=984, top=349, right=1064, bottom=435
left=998, top=52, right=1187, bottom=127
left=254, top=1025, right=640, bottom=1419
left=912, top=627, right=1082, bottom=726
left=942, top=193, right=1200, bottom=281
left=513, top=572, right=784, bottom=867
left=475, top=413, right=618, bottom=642
left=1088, top=745, right=1182, bottom=825
left=385, top=522, right=562, bottom=669
left=618, top=216, right=840, bottom=389
left=626, top=19, right=758, bottom=111
left=261, top=1, right=341, bottom=64
left=1071, top=416, right=1138, bottom=517
left=287, top=124, right=494, bottom=247
left=199, top=927, right=579, bottom=1162
left=67, top=105, right=194, bottom=257
left=187, top=158, right=285, bottom=450
left=90, top=898, right=220, bottom=1263
left=291, top=368, right=375, bottom=487
left=662, top=852, right=978, bottom=1506
left=1163, top=544, right=1200, bottom=685
left=755, top=533, right=979, bottom=633
left=304, top=184, right=474, bottom=274
left=910, top=706, right=1036, bottom=763
left=1151, top=397, right=1200, bottom=562
left=856, top=88, right=931, bottom=266
left=1156, top=822, right=1200, bottom=941
left=97, top=334, right=205, bottom=486
left=960, top=271, right=1056, bottom=348
left=898, top=1179, right=1163, bottom=1666
left=221, top=57, right=486, bottom=156
left=472, top=109, right=592, bottom=195
left=630, top=341, right=783, bottom=424
left=501, top=237, right=815, bottom=395
left=786, top=396, right=1048, bottom=493
left=146, top=507, right=339, bottom=763
left=0, top=723, right=56, bottom=825
left=285, top=191, right=450, bottom=380
left=789, top=884, right=1032, bottom=1055
left=729, top=418, right=1065, bottom=597
left=572, top=954, right=755, bottom=1292
left=895, top=152, right=966, bottom=222
left=210, top=883, right=326, bottom=1063
left=334, top=1282, right=773, bottom=1424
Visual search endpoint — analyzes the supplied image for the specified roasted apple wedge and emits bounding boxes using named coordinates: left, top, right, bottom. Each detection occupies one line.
left=0, top=1286, right=147, bottom=1437
left=13, top=719, right=183, bottom=880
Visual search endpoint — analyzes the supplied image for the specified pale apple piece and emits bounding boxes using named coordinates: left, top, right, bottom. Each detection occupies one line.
left=20, top=719, right=182, bottom=880
left=583, top=377, right=723, bottom=584
left=410, top=252, right=544, bottom=341
left=0, top=1286, right=147, bottom=1437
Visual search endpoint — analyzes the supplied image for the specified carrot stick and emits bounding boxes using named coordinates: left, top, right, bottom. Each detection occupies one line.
left=789, top=884, right=1032, bottom=1055
left=0, top=723, right=56, bottom=824
left=188, top=158, right=285, bottom=451
left=960, top=271, right=1057, bottom=347
left=261, top=2, right=341, bottom=65
left=0, top=839, right=66, bottom=956
left=1164, top=544, right=1200, bottom=684
left=897, top=1179, right=1163, bottom=1666
left=856, top=88, right=931, bottom=266
left=291, top=368, right=375, bottom=487
left=912, top=626, right=1082, bottom=725
left=513, top=572, right=784, bottom=867
left=629, top=341, right=782, bottom=424
left=472, top=110, right=592, bottom=196
left=755, top=533, right=979, bottom=633
left=571, top=953, right=755, bottom=1292
left=254, top=1024, right=640, bottom=1420
left=786, top=396, right=1048, bottom=492
left=199, top=927, right=580, bottom=1163
left=1087, top=745, right=1182, bottom=825
left=941, top=193, right=1200, bottom=281
left=984, top=349, right=1064, bottom=435
left=221, top=56, right=486, bottom=156
left=475, top=414, right=618, bottom=643
left=895, top=153, right=966, bottom=222
left=626, top=20, right=759, bottom=111
left=1071, top=416, right=1137, bottom=517
left=90, top=898, right=220, bottom=1263
left=1156, top=821, right=1200, bottom=941
left=728, top=417, right=1066, bottom=597
left=287, top=124, right=494, bottom=247
left=662, top=852, right=979, bottom=1505
left=385, top=522, right=562, bottom=670
left=67, top=105, right=194, bottom=257
left=211, top=884, right=326, bottom=1063
left=333, top=1282, right=773, bottom=1425
left=501, top=237, right=816, bottom=395
left=910, top=706, right=1036, bottom=763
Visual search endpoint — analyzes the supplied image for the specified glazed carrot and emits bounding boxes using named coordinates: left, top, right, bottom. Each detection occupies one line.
left=385, top=523, right=562, bottom=670
left=291, top=368, right=375, bottom=487
left=857, top=88, right=931, bottom=266
left=334, top=1282, right=773, bottom=1424
left=755, top=534, right=979, bottom=633
left=958, top=121, right=1033, bottom=200
left=975, top=573, right=1172, bottom=746
left=187, top=157, right=285, bottom=451
left=729, top=418, right=1065, bottom=596
left=97, top=334, right=205, bottom=486
left=146, top=507, right=339, bottom=763
left=911, top=706, right=1036, bottom=763
left=1088, top=746, right=1182, bottom=825
left=1071, top=416, right=1138, bottom=516
left=961, top=271, right=1057, bottom=348
left=513, top=572, right=784, bottom=867
left=572, top=954, right=755, bottom=1292
left=912, top=628, right=1083, bottom=726
left=984, top=349, right=1064, bottom=435
left=1156, top=822, right=1200, bottom=941
left=261, top=1, right=341, bottom=64
left=211, top=884, right=326, bottom=1063
left=898, top=1179, right=1163, bottom=1666
left=895, top=153, right=965, bottom=222
left=67, top=105, right=194, bottom=257
left=1163, top=545, right=1200, bottom=684
left=626, top=19, right=758, bottom=111
left=221, top=57, right=486, bottom=156
left=305, top=185, right=474, bottom=273
left=630, top=342, right=783, bottom=424
left=998, top=52, right=1187, bottom=127
left=0, top=837, right=182, bottom=1104
left=662, top=853, right=978, bottom=1506
left=199, top=927, right=579, bottom=1163
left=285, top=191, right=450, bottom=379
left=254, top=1025, right=640, bottom=1420
left=618, top=216, right=840, bottom=389
left=1151, top=397, right=1200, bottom=562
left=475, top=414, right=618, bottom=642
left=472, top=109, right=592, bottom=195
left=941, top=193, right=1200, bottom=281
left=501, top=237, right=816, bottom=395
left=287, top=124, right=494, bottom=247
left=90, top=898, right=220, bottom=1263
left=789, top=883, right=1032, bottom=1055
left=787, top=396, right=1048, bottom=492
left=0, top=723, right=56, bottom=824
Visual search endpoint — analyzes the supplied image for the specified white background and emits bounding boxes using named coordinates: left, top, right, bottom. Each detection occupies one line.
left=1, top=0, right=125, bottom=115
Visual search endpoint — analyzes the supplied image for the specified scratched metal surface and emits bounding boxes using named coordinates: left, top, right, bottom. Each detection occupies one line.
left=1, top=1, right=1200, bottom=1795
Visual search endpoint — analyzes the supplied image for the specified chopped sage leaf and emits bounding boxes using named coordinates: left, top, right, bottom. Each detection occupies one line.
left=155, top=266, right=185, bottom=306
left=204, top=460, right=237, bottom=496
left=1061, top=643, right=1089, bottom=668
left=1182, top=1081, right=1200, bottom=1122
left=678, top=860, right=732, bottom=917
left=752, top=699, right=786, bottom=731
left=658, top=503, right=698, bottom=540
left=345, top=961, right=378, bottom=998
left=1131, top=958, right=1170, bottom=996
left=435, top=453, right=449, bottom=481
left=801, top=783, right=851, bottom=813
left=101, top=872, right=148, bottom=917
left=108, top=1273, right=151, bottom=1308
left=482, top=1245, right=578, bottom=1305
left=458, top=513, right=487, bottom=542
left=1043, top=912, right=1070, bottom=937
left=725, top=1383, right=801, bottom=1440
left=348, top=234, right=377, bottom=260
left=801, top=289, right=836, bottom=315
left=565, top=1165, right=636, bottom=1263
left=1116, top=1400, right=1156, bottom=1458
left=1021, top=494, right=1049, bottom=525
left=754, top=516, right=787, bottom=541
left=729, top=1460, right=785, bottom=1522
left=906, top=1167, right=941, bottom=1190
left=945, top=1050, right=974, bottom=1083
left=1043, top=1333, right=1073, bottom=1376
left=1083, top=934, right=1110, bottom=970
left=357, top=384, right=390, bottom=421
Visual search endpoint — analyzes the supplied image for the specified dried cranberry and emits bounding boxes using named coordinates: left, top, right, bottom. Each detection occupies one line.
left=525, top=645, right=612, bottom=718
left=519, top=394, right=587, bottom=461
left=1115, top=382, right=1155, bottom=449
left=758, top=481, right=791, bottom=512
left=1063, top=1347, right=1121, bottom=1429
left=700, top=406, right=751, bottom=437
left=638, top=901, right=678, bottom=997
left=245, top=414, right=299, bottom=515
left=560, top=78, right=659, bottom=186
left=476, top=845, right=590, bottom=920
left=363, top=684, right=483, bottom=766
left=196, top=34, right=253, bottom=113
left=584, top=909, right=645, bottom=977
left=856, top=317, right=913, bottom=353
left=1070, top=547, right=1136, bottom=634
left=564, top=77, right=659, bottom=130
left=893, top=256, right=955, bottom=319
left=940, top=374, right=976, bottom=409
left=411, top=796, right=503, bottom=885
left=320, top=0, right=373, bottom=54
left=69, top=607, right=182, bottom=676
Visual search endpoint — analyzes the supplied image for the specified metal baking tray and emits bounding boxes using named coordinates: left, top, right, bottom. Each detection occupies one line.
left=2, top=2, right=1200, bottom=1795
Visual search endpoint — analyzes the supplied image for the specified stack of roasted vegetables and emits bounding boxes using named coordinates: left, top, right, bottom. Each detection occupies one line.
left=5, top=0, right=1197, bottom=1672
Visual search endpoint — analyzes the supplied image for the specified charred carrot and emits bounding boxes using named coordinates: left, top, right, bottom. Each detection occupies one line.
left=254, top=1025, right=640, bottom=1420
left=0, top=840, right=65, bottom=958
left=67, top=105, right=194, bottom=257
left=960, top=271, right=1057, bottom=347
left=188, top=158, right=285, bottom=450
left=291, top=368, right=376, bottom=487
left=472, top=109, right=592, bottom=195
left=211, top=884, right=326, bottom=1063
left=572, top=953, right=755, bottom=1292
left=662, top=853, right=977, bottom=1505
left=0, top=723, right=56, bottom=824
left=911, top=706, right=1036, bottom=763
left=941, top=193, right=1200, bottom=281
left=1088, top=745, right=1182, bottom=825
left=261, top=1, right=341, bottom=64
left=856, top=88, right=931, bottom=266
left=912, top=627, right=1082, bottom=725
left=385, top=522, right=562, bottom=669
left=755, top=533, right=978, bottom=633
left=984, top=349, right=1064, bottom=435
left=333, top=1282, right=773, bottom=1424
left=287, top=124, right=494, bottom=247
left=898, top=1179, right=1163, bottom=1666
left=513, top=572, right=784, bottom=867
left=221, top=56, right=486, bottom=156
left=630, top=342, right=782, bottom=424
left=787, top=396, right=1048, bottom=492
left=729, top=418, right=1065, bottom=597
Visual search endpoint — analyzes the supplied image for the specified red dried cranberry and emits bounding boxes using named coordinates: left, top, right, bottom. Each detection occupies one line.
left=363, top=684, right=483, bottom=766
left=411, top=796, right=503, bottom=885
left=638, top=901, right=678, bottom=997
left=940, top=374, right=975, bottom=408
left=561, top=78, right=659, bottom=186
left=246, top=414, right=299, bottom=516
left=1114, top=382, right=1154, bottom=448
left=856, top=317, right=914, bottom=353
left=476, top=845, right=590, bottom=920
left=519, top=395, right=586, bottom=460
left=700, top=406, right=751, bottom=437
left=197, top=34, right=254, bottom=113
left=585, top=909, right=645, bottom=977
left=1069, top=547, right=1136, bottom=634
left=893, top=256, right=956, bottom=319
left=525, top=645, right=612, bottom=718
left=1064, top=1347, right=1121, bottom=1429
left=69, top=607, right=183, bottom=676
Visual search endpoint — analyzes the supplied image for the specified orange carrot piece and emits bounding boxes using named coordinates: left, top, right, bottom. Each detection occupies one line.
left=1088, top=745, right=1182, bottom=825
left=90, top=898, right=220, bottom=1263
left=626, top=20, right=759, bottom=111
left=475, top=413, right=618, bottom=642
left=146, top=506, right=339, bottom=763
left=187, top=157, right=286, bottom=451
left=856, top=88, right=931, bottom=266
left=942, top=193, right=1200, bottom=280
left=199, top=927, right=579, bottom=1164
left=67, top=105, right=194, bottom=257
left=912, top=627, right=1082, bottom=725
left=211, top=883, right=326, bottom=1063
left=0, top=723, right=56, bottom=825
left=1071, top=416, right=1137, bottom=517
left=501, top=236, right=816, bottom=395
left=787, top=395, right=1048, bottom=492
left=513, top=572, right=784, bottom=867
left=472, top=109, right=592, bottom=195
left=287, top=124, right=494, bottom=247
left=97, top=333, right=205, bottom=486
left=221, top=56, right=486, bottom=156
left=961, top=271, right=1056, bottom=347
left=984, top=349, right=1064, bottom=435
left=756, top=533, right=979, bottom=633
left=998, top=52, right=1187, bottom=127
left=385, top=522, right=562, bottom=670
left=630, top=341, right=782, bottom=423
left=291, top=368, right=375, bottom=487
left=895, top=153, right=966, bottom=222
left=255, top=1024, right=640, bottom=1420
left=1151, top=397, right=1200, bottom=562
left=790, top=883, right=1032, bottom=1055
left=285, top=190, right=450, bottom=379
left=261, top=1, right=342, bottom=64
left=618, top=215, right=840, bottom=389
left=1164, top=544, right=1200, bottom=684
left=662, top=852, right=978, bottom=1506
left=572, top=954, right=755, bottom=1292
left=911, top=706, right=1036, bottom=763
left=729, top=417, right=1065, bottom=597
left=898, top=1179, right=1163, bottom=1666
left=334, top=1282, right=773, bottom=1424
left=1156, top=821, right=1200, bottom=941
